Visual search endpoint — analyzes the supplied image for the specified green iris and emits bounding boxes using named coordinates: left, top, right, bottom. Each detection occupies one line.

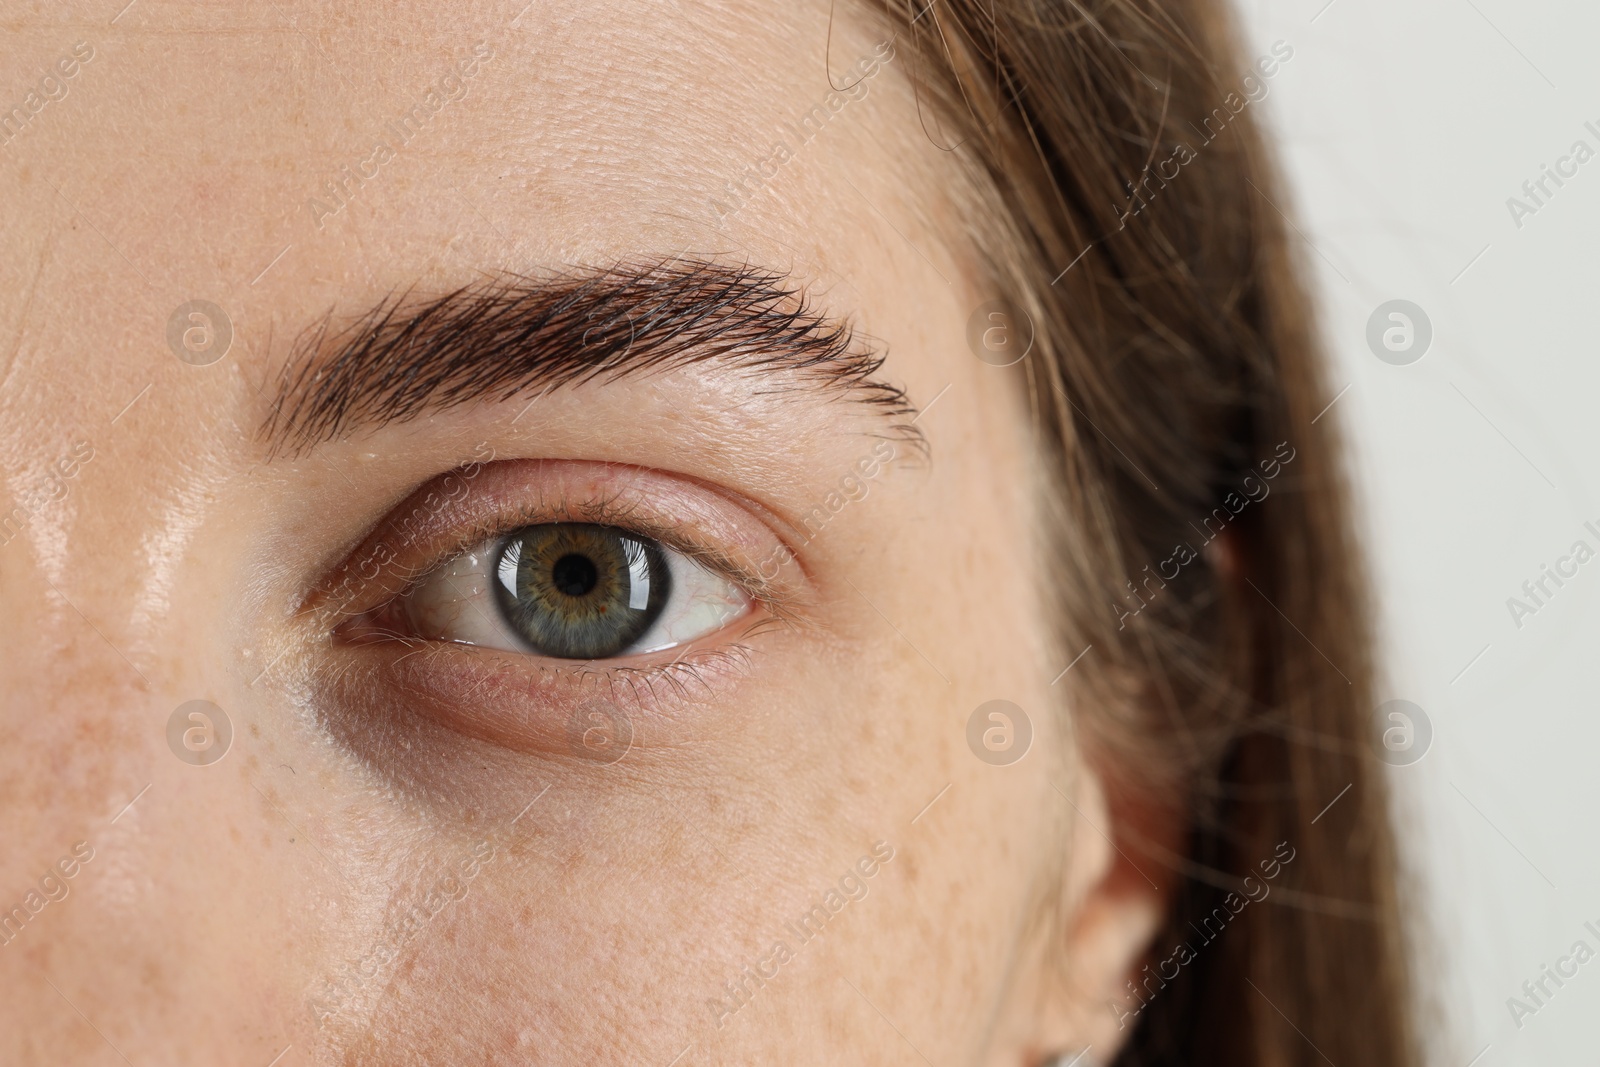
left=491, top=523, right=670, bottom=658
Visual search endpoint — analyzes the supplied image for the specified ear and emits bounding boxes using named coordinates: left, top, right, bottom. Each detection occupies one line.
left=993, top=765, right=1179, bottom=1066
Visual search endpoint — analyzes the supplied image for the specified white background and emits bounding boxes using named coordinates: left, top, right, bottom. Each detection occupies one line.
left=1235, top=0, right=1599, bottom=1062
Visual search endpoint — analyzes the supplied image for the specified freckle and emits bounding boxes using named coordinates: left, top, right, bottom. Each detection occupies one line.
left=250, top=723, right=261, bottom=739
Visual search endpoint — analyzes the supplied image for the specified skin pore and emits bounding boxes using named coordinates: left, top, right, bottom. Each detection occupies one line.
left=0, top=1, right=1167, bottom=1063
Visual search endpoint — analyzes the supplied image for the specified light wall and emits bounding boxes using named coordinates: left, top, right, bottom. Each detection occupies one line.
left=1234, top=1, right=1600, bottom=1063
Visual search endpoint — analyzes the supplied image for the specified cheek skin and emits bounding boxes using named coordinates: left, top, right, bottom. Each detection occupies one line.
left=325, top=308, right=1063, bottom=1065
left=0, top=2, right=1087, bottom=1065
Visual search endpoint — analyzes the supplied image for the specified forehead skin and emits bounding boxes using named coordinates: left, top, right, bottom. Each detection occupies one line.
left=0, top=2, right=1081, bottom=1064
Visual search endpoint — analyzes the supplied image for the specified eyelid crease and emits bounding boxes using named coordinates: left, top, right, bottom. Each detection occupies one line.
left=307, top=462, right=812, bottom=634
left=425, top=490, right=794, bottom=613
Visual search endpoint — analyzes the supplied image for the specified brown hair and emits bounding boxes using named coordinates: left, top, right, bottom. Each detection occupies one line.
left=866, top=1, right=1415, bottom=1063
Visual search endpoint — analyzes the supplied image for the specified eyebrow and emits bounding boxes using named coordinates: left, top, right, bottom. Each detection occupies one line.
left=262, top=257, right=921, bottom=457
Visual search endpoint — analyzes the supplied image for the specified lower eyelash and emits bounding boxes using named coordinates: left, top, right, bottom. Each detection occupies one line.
left=338, top=609, right=776, bottom=705
left=584, top=642, right=758, bottom=705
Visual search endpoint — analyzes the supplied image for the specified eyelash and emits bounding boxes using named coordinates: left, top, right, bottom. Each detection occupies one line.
left=328, top=479, right=794, bottom=690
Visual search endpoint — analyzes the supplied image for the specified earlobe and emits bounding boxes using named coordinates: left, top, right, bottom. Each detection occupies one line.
left=1053, top=856, right=1169, bottom=1052
left=1007, top=769, right=1177, bottom=1064
left=1037, top=1052, right=1098, bottom=1067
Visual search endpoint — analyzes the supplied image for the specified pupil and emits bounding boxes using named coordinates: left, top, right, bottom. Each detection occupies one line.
left=492, top=523, right=671, bottom=660
left=551, top=553, right=599, bottom=597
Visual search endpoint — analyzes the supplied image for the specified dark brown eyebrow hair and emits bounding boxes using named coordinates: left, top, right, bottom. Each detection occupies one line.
left=262, top=256, right=922, bottom=457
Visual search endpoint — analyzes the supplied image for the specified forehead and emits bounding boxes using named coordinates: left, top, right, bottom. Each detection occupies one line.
left=0, top=1, right=962, bottom=371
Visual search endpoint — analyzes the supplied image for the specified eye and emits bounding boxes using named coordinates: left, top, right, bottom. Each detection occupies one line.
left=401, top=522, right=751, bottom=659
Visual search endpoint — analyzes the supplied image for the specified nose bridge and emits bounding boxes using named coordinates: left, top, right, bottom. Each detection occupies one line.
left=0, top=549, right=149, bottom=896
left=0, top=418, right=183, bottom=816
left=0, top=485, right=150, bottom=693
left=0, top=279, right=261, bottom=835
left=1, top=434, right=97, bottom=579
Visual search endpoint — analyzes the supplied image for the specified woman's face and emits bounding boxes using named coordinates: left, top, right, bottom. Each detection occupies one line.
left=0, top=2, right=1159, bottom=1062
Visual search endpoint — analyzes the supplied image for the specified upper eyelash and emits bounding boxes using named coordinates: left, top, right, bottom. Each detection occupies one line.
left=442, top=497, right=786, bottom=611
left=303, top=462, right=819, bottom=724
left=316, top=476, right=799, bottom=632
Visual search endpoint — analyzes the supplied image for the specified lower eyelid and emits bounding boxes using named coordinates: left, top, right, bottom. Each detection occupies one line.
left=319, top=460, right=812, bottom=643
left=316, top=627, right=765, bottom=761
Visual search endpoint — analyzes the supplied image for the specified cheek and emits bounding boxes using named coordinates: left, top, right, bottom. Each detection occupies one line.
left=321, top=445, right=1063, bottom=1062
left=764, top=375, right=1065, bottom=1051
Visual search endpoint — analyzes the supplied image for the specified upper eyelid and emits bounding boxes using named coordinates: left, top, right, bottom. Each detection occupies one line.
left=456, top=502, right=777, bottom=606
left=308, top=461, right=807, bottom=626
